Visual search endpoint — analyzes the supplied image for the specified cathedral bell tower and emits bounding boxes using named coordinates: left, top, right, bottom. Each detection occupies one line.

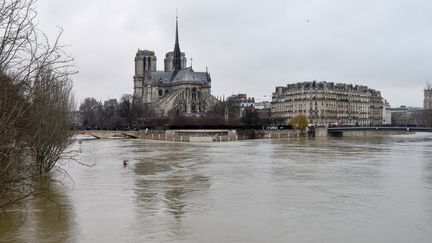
left=135, top=50, right=156, bottom=77
left=133, top=50, right=157, bottom=103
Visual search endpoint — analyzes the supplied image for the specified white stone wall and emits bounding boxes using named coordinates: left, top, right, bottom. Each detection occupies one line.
left=382, top=101, right=392, bottom=125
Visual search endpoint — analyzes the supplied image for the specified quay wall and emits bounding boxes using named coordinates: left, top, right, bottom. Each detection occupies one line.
left=80, top=130, right=242, bottom=142
left=78, top=128, right=415, bottom=142
left=333, top=129, right=413, bottom=137
left=79, top=129, right=303, bottom=142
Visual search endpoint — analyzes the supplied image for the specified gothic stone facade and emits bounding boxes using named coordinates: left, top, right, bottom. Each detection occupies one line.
left=133, top=19, right=218, bottom=117
left=424, top=87, right=432, bottom=109
left=271, top=81, right=384, bottom=126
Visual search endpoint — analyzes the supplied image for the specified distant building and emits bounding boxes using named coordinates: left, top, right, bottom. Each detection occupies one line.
left=271, top=81, right=384, bottom=126
left=255, top=101, right=271, bottom=110
left=424, top=85, right=432, bottom=109
left=390, top=106, right=424, bottom=126
left=382, top=100, right=392, bottom=125
left=228, top=93, right=255, bottom=117
left=254, top=101, right=271, bottom=121
left=133, top=16, right=218, bottom=116
left=104, top=99, right=118, bottom=108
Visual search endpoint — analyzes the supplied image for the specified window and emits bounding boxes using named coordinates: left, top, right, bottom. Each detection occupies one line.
left=192, top=87, right=197, bottom=100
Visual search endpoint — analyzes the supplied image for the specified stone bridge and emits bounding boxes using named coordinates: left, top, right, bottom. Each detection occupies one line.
left=327, top=127, right=432, bottom=137
left=78, top=131, right=141, bottom=139
left=78, top=130, right=236, bottom=142
left=78, top=127, right=432, bottom=142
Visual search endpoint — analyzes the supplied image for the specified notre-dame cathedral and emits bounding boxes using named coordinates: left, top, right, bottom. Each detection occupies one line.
left=133, top=17, right=219, bottom=116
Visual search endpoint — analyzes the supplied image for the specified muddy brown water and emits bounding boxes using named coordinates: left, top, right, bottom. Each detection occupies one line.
left=1, top=134, right=432, bottom=242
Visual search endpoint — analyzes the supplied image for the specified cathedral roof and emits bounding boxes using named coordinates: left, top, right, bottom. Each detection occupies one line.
left=149, top=71, right=172, bottom=84
left=171, top=67, right=209, bottom=83
left=150, top=67, right=210, bottom=85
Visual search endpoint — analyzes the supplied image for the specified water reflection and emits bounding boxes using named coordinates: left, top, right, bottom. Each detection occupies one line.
left=2, top=134, right=432, bottom=242
left=132, top=141, right=210, bottom=223
left=32, top=181, right=75, bottom=242
left=420, top=135, right=432, bottom=188
left=0, top=208, right=26, bottom=242
left=266, top=137, right=387, bottom=222
left=419, top=135, right=432, bottom=228
left=0, top=179, right=75, bottom=243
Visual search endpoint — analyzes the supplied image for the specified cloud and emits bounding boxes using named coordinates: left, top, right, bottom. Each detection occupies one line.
left=37, top=0, right=432, bottom=107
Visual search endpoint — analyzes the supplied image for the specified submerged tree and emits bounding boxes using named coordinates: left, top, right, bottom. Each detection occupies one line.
left=0, top=0, right=76, bottom=209
left=28, top=67, right=75, bottom=175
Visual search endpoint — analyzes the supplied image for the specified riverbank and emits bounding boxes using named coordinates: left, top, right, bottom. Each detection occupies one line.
left=78, top=127, right=415, bottom=142
left=78, top=129, right=304, bottom=142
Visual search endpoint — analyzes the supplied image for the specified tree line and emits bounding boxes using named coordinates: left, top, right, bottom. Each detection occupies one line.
left=391, top=109, right=432, bottom=127
left=77, top=97, right=281, bottom=130
left=1, top=0, right=76, bottom=209
left=78, top=94, right=140, bottom=130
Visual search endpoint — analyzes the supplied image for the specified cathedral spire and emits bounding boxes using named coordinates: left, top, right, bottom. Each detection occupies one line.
left=172, top=12, right=182, bottom=78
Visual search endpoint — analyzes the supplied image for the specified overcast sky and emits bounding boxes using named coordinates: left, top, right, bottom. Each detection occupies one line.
left=37, top=0, right=432, bottom=107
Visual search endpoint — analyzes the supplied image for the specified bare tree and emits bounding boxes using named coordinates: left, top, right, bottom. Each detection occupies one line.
left=0, top=0, right=76, bottom=209
left=241, top=108, right=259, bottom=127
left=79, top=97, right=101, bottom=129
left=119, top=94, right=133, bottom=129
left=27, top=67, right=75, bottom=175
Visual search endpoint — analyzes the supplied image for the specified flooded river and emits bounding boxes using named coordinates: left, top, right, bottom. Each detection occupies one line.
left=1, top=134, right=432, bottom=242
